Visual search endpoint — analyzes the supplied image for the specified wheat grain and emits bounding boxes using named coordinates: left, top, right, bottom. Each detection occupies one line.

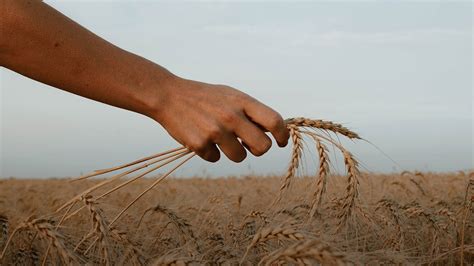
left=243, top=211, right=270, bottom=225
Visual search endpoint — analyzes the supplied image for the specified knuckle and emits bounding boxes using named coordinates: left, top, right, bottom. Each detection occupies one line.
left=238, top=94, right=253, bottom=104
left=206, top=126, right=222, bottom=141
left=220, top=111, right=237, bottom=125
left=188, top=139, right=207, bottom=153
left=267, top=113, right=283, bottom=130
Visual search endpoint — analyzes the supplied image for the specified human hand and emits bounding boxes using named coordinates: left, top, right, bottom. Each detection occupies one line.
left=0, top=0, right=288, bottom=163
left=150, top=77, right=289, bottom=162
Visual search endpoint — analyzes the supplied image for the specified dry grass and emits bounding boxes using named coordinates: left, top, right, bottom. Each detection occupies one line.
left=0, top=118, right=472, bottom=264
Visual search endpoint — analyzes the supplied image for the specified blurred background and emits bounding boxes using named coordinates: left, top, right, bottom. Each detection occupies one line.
left=1, top=1, right=472, bottom=178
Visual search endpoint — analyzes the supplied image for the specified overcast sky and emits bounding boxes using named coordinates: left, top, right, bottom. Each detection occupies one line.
left=1, top=1, right=472, bottom=178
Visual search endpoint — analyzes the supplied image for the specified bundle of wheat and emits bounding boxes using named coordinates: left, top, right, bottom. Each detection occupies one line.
left=53, top=118, right=362, bottom=230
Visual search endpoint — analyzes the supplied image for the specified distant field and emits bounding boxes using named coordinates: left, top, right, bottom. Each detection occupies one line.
left=0, top=172, right=472, bottom=265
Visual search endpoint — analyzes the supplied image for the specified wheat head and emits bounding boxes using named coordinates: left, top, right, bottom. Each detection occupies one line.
left=259, top=239, right=346, bottom=266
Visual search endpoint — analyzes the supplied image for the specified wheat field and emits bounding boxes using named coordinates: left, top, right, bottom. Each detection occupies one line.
left=0, top=119, right=472, bottom=265
left=0, top=172, right=472, bottom=265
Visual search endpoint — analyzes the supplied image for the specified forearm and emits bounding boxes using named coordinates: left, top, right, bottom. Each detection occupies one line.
left=0, top=0, right=172, bottom=117
left=1, top=0, right=289, bottom=163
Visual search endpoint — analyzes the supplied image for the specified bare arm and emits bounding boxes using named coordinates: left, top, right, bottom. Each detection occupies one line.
left=0, top=0, right=289, bottom=162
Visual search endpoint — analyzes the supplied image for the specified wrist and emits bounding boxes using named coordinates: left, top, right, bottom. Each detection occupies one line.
left=144, top=68, right=182, bottom=123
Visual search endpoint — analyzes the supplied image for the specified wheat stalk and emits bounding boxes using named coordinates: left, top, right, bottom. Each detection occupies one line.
left=72, top=146, right=187, bottom=181
left=56, top=148, right=189, bottom=214
left=109, top=153, right=195, bottom=227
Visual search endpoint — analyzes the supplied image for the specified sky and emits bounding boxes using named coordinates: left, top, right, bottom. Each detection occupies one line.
left=0, top=1, right=472, bottom=178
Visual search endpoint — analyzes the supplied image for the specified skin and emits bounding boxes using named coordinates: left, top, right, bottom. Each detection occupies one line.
left=0, top=0, right=289, bottom=162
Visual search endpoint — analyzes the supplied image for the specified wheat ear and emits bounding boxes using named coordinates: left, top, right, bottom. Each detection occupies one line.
left=0, top=215, right=8, bottom=250
left=110, top=228, right=146, bottom=265
left=285, top=117, right=360, bottom=139
left=241, top=226, right=304, bottom=263
left=403, top=204, right=441, bottom=259
left=275, top=125, right=303, bottom=204
left=259, top=239, right=346, bottom=266
left=376, top=199, right=404, bottom=250
left=138, top=204, right=200, bottom=253
left=275, top=118, right=360, bottom=211
left=337, top=149, right=359, bottom=228
left=309, top=138, right=330, bottom=219
left=80, top=195, right=110, bottom=265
